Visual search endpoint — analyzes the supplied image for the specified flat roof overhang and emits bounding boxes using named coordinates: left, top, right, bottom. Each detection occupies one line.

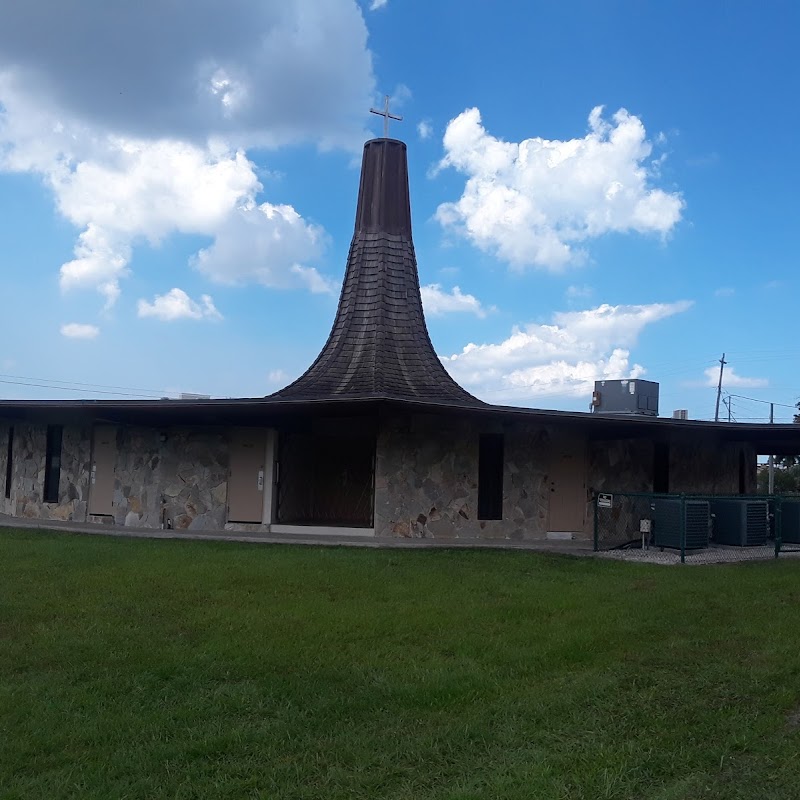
left=1, top=396, right=798, bottom=454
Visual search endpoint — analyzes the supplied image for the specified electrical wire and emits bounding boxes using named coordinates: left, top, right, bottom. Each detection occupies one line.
left=0, top=372, right=168, bottom=397
left=0, top=378, right=165, bottom=399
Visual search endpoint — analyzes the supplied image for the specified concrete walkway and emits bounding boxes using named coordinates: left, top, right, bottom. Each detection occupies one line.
left=0, top=514, right=595, bottom=555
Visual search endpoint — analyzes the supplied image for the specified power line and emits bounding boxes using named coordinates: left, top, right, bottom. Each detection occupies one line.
left=0, top=378, right=166, bottom=399
left=726, top=393, right=796, bottom=409
left=0, top=372, right=168, bottom=397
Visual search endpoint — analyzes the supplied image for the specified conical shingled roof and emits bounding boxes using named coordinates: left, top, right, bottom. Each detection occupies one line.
left=271, top=138, right=483, bottom=406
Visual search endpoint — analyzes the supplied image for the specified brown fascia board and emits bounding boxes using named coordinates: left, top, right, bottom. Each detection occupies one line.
left=1, top=395, right=799, bottom=452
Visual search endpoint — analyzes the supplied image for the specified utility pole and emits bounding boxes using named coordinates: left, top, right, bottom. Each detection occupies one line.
left=768, top=402, right=775, bottom=494
left=714, top=353, right=727, bottom=422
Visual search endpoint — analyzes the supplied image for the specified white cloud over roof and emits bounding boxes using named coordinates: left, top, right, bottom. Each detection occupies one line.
left=436, top=106, right=685, bottom=270
left=442, top=301, right=693, bottom=403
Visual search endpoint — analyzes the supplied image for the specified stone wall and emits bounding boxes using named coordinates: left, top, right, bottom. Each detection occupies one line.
left=588, top=438, right=655, bottom=495
left=375, top=415, right=551, bottom=540
left=1, top=423, right=92, bottom=521
left=587, top=436, right=758, bottom=496
left=0, top=415, right=762, bottom=538
left=377, top=421, right=761, bottom=542
left=151, top=428, right=229, bottom=531
left=670, top=436, right=757, bottom=495
left=1, top=424, right=230, bottom=530
left=0, top=424, right=11, bottom=516
left=95, top=426, right=229, bottom=530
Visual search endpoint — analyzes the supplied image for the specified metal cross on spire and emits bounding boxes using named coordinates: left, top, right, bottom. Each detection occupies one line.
left=369, top=94, right=403, bottom=138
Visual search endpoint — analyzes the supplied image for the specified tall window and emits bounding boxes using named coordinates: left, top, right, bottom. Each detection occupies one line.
left=653, top=442, right=670, bottom=493
left=478, top=433, right=504, bottom=520
left=3, top=426, right=12, bottom=499
left=738, top=449, right=747, bottom=495
left=43, top=425, right=63, bottom=504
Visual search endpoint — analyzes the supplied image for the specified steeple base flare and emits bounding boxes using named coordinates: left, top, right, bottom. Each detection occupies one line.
left=271, top=139, right=483, bottom=407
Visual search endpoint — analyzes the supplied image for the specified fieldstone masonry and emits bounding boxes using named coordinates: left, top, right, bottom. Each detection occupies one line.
left=375, top=416, right=551, bottom=540
left=0, top=418, right=760, bottom=539
left=1, top=423, right=229, bottom=529
left=0, top=423, right=13, bottom=517
left=588, top=438, right=654, bottom=495
left=0, top=423, right=91, bottom=521
left=670, top=437, right=756, bottom=495
left=587, top=435, right=756, bottom=496
left=108, top=427, right=229, bottom=530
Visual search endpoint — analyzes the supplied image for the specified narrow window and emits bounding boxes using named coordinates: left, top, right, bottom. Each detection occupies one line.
left=738, top=449, right=747, bottom=495
left=43, top=425, right=63, bottom=504
left=478, top=433, right=504, bottom=520
left=653, top=442, right=670, bottom=493
left=4, top=426, right=12, bottom=499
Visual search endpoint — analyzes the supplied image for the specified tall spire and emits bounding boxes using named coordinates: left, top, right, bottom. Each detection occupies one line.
left=271, top=138, right=482, bottom=406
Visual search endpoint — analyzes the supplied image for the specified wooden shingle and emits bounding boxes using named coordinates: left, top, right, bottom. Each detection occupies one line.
left=271, top=139, right=484, bottom=407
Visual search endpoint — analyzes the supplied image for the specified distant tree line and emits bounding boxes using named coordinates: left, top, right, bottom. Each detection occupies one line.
left=756, top=400, right=800, bottom=493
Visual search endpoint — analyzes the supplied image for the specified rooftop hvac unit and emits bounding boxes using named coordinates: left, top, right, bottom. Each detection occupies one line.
left=778, top=499, right=800, bottom=544
left=672, top=409, right=689, bottom=420
left=710, top=499, right=768, bottom=546
left=592, top=379, right=659, bottom=416
left=652, top=499, right=710, bottom=550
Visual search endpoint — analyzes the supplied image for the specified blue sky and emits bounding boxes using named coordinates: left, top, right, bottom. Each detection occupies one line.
left=0, top=0, right=798, bottom=422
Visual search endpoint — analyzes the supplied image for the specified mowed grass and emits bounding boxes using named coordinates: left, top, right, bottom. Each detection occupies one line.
left=1, top=531, right=800, bottom=800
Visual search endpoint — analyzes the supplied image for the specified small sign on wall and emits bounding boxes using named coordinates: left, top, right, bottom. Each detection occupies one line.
left=598, top=493, right=613, bottom=509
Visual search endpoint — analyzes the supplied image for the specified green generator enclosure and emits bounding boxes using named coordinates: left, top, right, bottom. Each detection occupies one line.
left=710, top=499, right=768, bottom=546
left=653, top=499, right=710, bottom=550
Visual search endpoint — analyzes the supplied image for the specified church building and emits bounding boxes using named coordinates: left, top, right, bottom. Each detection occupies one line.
left=1, top=136, right=795, bottom=541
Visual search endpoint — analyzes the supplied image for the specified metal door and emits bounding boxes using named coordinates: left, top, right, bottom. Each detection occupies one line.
left=228, top=429, right=266, bottom=523
left=89, top=425, right=117, bottom=515
left=548, top=436, right=587, bottom=531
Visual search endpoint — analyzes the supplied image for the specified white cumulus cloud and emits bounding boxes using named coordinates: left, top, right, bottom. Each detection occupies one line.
left=417, top=120, right=433, bottom=140
left=0, top=0, right=375, bottom=309
left=703, top=366, right=767, bottom=389
left=369, top=0, right=388, bottom=10
left=0, top=1, right=374, bottom=148
left=421, top=284, right=490, bottom=318
left=435, top=106, right=684, bottom=270
left=441, top=300, right=693, bottom=404
left=191, top=201, right=330, bottom=291
left=137, top=288, right=222, bottom=321
left=60, top=323, right=100, bottom=339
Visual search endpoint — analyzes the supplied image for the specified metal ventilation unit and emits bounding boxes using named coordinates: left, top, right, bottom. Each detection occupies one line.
left=778, top=499, right=800, bottom=544
left=652, top=499, right=710, bottom=550
left=710, top=499, right=768, bottom=546
left=592, top=379, right=659, bottom=416
left=672, top=409, right=689, bottom=420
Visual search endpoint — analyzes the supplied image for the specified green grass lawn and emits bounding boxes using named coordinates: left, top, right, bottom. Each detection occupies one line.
left=1, top=530, right=800, bottom=800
